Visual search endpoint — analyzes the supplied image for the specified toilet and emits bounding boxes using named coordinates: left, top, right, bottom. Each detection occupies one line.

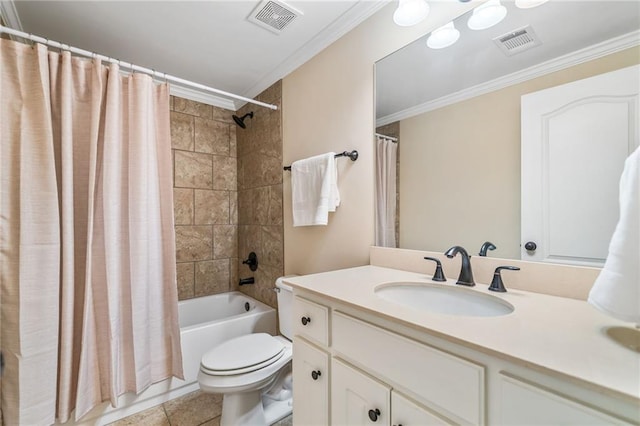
left=198, top=278, right=294, bottom=426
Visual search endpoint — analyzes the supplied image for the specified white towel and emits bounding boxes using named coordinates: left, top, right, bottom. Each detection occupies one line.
left=588, top=146, right=640, bottom=323
left=291, top=152, right=340, bottom=227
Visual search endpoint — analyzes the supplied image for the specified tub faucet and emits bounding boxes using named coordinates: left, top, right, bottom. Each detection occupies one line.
left=444, top=246, right=475, bottom=287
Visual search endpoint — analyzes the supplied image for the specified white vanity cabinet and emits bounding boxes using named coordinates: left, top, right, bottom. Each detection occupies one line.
left=291, top=291, right=638, bottom=425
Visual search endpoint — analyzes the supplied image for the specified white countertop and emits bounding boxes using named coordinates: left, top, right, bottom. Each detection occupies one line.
left=284, top=265, right=640, bottom=402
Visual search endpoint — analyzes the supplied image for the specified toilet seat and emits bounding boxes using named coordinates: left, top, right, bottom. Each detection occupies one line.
left=198, top=336, right=292, bottom=395
left=200, top=333, right=285, bottom=376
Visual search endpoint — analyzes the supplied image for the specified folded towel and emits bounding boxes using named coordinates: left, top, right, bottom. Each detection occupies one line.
left=588, top=146, right=640, bottom=323
left=292, top=152, right=340, bottom=227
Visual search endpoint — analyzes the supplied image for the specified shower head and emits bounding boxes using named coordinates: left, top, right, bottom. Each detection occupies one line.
left=232, top=112, right=254, bottom=129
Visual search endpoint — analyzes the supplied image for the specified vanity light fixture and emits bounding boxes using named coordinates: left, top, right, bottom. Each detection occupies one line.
left=467, top=0, right=507, bottom=30
left=393, top=0, right=430, bottom=27
left=515, top=0, right=549, bottom=9
left=426, top=21, right=460, bottom=49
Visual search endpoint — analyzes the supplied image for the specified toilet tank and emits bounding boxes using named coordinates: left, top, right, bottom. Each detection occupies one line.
left=276, top=276, right=295, bottom=340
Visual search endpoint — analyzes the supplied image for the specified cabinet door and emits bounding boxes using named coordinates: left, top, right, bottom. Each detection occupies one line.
left=293, top=338, right=329, bottom=426
left=498, top=374, right=632, bottom=425
left=332, top=358, right=391, bottom=426
left=391, top=391, right=453, bottom=426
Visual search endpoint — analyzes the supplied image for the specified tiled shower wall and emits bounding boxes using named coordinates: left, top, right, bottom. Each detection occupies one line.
left=236, top=81, right=284, bottom=308
left=170, top=80, right=283, bottom=305
left=171, top=96, right=239, bottom=300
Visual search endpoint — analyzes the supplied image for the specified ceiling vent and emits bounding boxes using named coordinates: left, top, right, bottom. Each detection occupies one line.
left=248, top=0, right=302, bottom=34
left=493, top=25, right=542, bottom=56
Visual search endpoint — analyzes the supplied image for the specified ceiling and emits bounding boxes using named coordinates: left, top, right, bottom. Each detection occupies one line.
left=4, top=0, right=386, bottom=110
left=376, top=1, right=640, bottom=123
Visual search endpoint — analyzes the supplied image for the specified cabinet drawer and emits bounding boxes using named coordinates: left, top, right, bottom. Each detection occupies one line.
left=293, top=338, right=329, bottom=426
left=333, top=311, right=485, bottom=425
left=293, top=296, right=329, bottom=346
left=498, top=373, right=632, bottom=425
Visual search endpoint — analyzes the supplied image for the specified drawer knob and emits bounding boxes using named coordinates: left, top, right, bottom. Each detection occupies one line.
left=301, top=316, right=311, bottom=326
left=368, top=408, right=381, bottom=422
left=311, top=370, right=321, bottom=380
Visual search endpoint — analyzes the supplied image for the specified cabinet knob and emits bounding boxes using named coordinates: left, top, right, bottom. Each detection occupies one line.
left=301, top=316, right=311, bottom=326
left=311, top=370, right=321, bottom=380
left=368, top=408, right=381, bottom=422
left=524, top=241, right=537, bottom=251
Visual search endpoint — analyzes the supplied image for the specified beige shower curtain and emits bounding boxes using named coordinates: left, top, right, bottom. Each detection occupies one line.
left=0, top=39, right=183, bottom=424
left=375, top=136, right=398, bottom=247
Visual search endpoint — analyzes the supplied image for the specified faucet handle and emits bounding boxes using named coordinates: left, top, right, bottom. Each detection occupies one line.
left=423, top=257, right=447, bottom=282
left=488, top=266, right=520, bottom=292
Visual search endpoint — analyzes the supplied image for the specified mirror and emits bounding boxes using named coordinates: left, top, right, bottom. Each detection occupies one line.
left=375, top=0, right=640, bottom=263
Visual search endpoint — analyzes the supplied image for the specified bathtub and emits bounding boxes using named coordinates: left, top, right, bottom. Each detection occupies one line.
left=71, top=292, right=276, bottom=425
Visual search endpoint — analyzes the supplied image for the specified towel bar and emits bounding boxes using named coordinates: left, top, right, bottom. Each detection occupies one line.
left=283, top=150, right=358, bottom=171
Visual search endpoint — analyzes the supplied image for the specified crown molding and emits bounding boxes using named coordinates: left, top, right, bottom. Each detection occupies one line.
left=170, top=84, right=237, bottom=111
left=238, top=0, right=391, bottom=108
left=376, top=30, right=640, bottom=127
left=0, top=0, right=23, bottom=31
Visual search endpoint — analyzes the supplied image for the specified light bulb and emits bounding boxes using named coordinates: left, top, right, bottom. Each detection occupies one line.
left=427, top=22, right=460, bottom=49
left=393, top=0, right=430, bottom=27
left=467, top=0, right=507, bottom=31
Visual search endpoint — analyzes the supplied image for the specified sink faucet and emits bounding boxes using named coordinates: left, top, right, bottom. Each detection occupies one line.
left=444, top=246, right=475, bottom=287
left=479, top=241, right=496, bottom=257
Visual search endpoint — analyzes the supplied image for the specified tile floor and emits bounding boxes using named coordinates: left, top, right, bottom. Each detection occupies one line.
left=107, top=390, right=292, bottom=426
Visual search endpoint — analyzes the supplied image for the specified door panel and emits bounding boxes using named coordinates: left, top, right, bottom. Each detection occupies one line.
left=521, top=64, right=639, bottom=265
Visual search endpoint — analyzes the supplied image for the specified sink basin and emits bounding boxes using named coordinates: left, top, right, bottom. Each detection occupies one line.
left=375, top=282, right=514, bottom=317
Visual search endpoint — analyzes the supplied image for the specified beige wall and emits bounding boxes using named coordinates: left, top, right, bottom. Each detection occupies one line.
left=399, top=47, right=640, bottom=258
left=282, top=2, right=476, bottom=275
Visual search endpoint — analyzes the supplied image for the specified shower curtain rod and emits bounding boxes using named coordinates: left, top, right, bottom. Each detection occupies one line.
left=0, top=25, right=278, bottom=111
left=375, top=133, right=398, bottom=142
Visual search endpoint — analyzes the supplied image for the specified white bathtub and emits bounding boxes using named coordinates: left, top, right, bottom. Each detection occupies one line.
left=71, top=292, right=276, bottom=425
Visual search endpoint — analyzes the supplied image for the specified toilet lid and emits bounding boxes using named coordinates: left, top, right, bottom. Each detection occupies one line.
left=201, top=333, right=284, bottom=375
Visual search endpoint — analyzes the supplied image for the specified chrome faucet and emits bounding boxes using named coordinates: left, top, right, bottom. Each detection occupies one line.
left=444, top=246, right=475, bottom=287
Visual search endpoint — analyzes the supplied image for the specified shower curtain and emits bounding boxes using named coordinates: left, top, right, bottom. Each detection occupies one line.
left=375, top=136, right=398, bottom=247
left=0, top=39, right=183, bottom=424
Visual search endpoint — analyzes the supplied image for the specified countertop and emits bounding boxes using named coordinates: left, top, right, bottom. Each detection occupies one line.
left=284, top=265, right=640, bottom=403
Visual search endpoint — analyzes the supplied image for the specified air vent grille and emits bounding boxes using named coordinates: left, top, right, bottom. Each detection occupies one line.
left=493, top=25, right=542, bottom=56
left=248, top=0, right=302, bottom=34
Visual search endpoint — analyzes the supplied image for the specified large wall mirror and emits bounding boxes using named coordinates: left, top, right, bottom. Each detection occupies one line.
left=375, top=0, right=640, bottom=265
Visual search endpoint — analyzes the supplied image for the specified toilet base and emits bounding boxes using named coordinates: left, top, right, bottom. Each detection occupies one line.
left=217, top=364, right=293, bottom=426
left=218, top=389, right=292, bottom=426
left=220, top=391, right=265, bottom=426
